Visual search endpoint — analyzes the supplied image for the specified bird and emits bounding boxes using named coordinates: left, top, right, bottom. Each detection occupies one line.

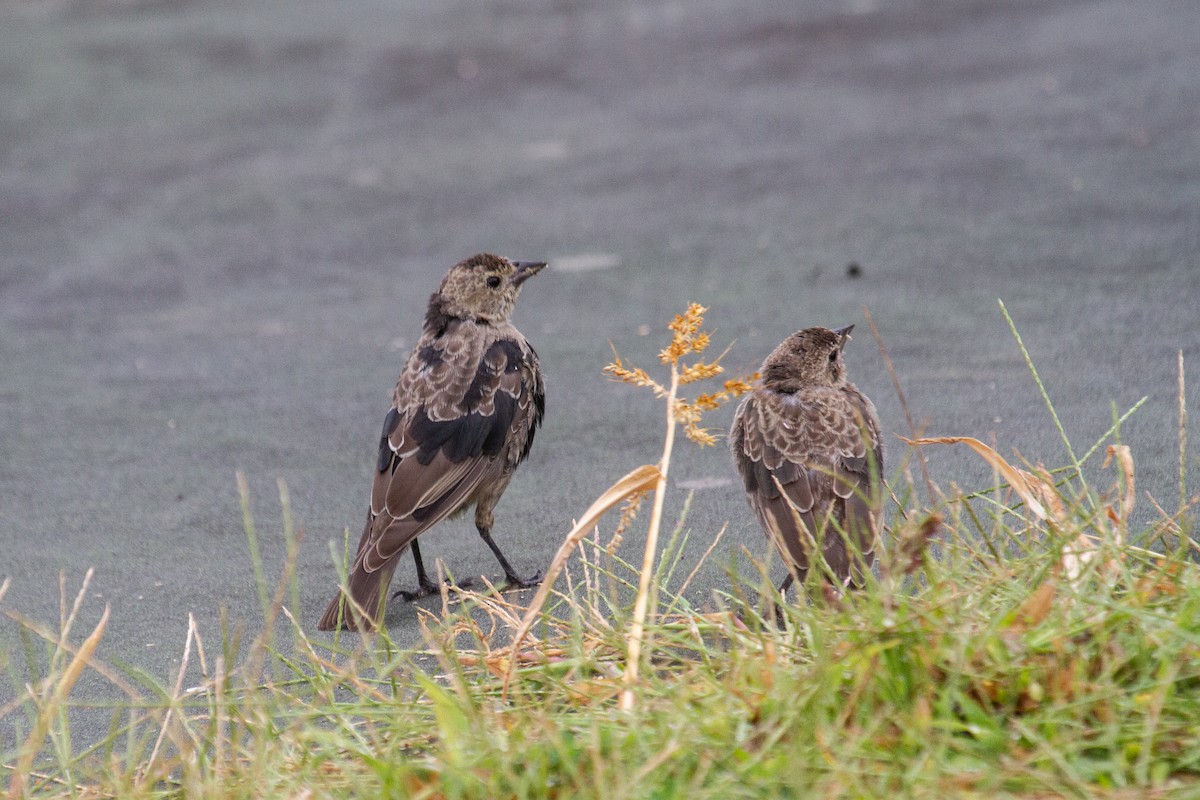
left=317, top=253, right=546, bottom=631
left=729, top=325, right=883, bottom=597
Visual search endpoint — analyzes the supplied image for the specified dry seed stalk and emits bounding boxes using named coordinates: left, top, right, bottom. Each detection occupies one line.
left=604, top=302, right=755, bottom=709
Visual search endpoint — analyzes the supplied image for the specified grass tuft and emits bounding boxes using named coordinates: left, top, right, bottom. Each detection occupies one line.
left=2, top=304, right=1198, bottom=798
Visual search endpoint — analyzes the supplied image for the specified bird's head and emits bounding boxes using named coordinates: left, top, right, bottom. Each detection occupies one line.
left=435, top=254, right=546, bottom=323
left=761, top=325, right=854, bottom=392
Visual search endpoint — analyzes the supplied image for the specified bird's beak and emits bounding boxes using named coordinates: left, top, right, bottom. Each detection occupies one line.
left=510, top=261, right=547, bottom=287
left=831, top=324, right=854, bottom=347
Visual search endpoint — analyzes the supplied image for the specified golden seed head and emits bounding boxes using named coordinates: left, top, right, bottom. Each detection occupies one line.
left=661, top=303, right=711, bottom=364
left=609, top=303, right=757, bottom=447
left=679, top=361, right=724, bottom=385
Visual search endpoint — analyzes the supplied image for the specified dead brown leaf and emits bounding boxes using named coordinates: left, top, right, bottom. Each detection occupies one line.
left=901, top=436, right=1049, bottom=521
left=1008, top=579, right=1056, bottom=632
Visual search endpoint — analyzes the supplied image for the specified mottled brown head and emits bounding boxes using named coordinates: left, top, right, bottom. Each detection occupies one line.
left=433, top=253, right=546, bottom=323
left=760, top=325, right=854, bottom=393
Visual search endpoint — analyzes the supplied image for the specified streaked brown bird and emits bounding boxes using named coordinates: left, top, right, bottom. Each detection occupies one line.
left=318, top=253, right=546, bottom=632
left=730, top=325, right=883, bottom=595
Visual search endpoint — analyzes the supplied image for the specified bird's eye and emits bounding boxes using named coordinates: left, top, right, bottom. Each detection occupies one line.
left=486, top=275, right=502, bottom=288
left=828, top=351, right=838, bottom=363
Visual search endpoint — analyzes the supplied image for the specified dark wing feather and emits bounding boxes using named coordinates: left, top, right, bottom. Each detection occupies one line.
left=318, top=325, right=540, bottom=630
left=519, top=342, right=545, bottom=462
left=732, top=393, right=821, bottom=579
left=836, top=384, right=884, bottom=573
left=732, top=385, right=882, bottom=585
left=363, top=331, right=537, bottom=570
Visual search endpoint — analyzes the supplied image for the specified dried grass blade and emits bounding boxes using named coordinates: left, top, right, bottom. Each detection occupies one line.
left=1103, top=444, right=1136, bottom=534
left=503, top=464, right=661, bottom=695
left=9, top=604, right=109, bottom=800
left=901, top=436, right=1048, bottom=521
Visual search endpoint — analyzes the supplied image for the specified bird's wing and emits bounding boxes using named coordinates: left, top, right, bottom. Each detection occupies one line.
left=732, top=388, right=880, bottom=580
left=354, top=328, right=540, bottom=574
left=837, top=385, right=884, bottom=565
left=732, top=392, right=820, bottom=575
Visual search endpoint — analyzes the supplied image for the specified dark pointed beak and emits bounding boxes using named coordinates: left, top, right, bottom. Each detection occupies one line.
left=510, top=260, right=547, bottom=287
left=831, top=324, right=854, bottom=347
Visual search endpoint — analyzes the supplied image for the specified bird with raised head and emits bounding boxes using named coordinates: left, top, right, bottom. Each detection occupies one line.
left=317, top=254, right=546, bottom=631
left=730, top=325, right=883, bottom=596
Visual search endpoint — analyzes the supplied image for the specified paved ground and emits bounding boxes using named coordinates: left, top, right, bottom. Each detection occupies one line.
left=2, top=0, right=1198, bottom=745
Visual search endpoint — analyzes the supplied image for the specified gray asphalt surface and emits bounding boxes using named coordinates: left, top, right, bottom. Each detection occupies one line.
left=2, top=0, right=1198, bottom=746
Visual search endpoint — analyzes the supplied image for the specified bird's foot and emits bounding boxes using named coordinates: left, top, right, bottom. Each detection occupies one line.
left=392, top=576, right=474, bottom=602
left=769, top=603, right=788, bottom=629
left=501, top=570, right=542, bottom=592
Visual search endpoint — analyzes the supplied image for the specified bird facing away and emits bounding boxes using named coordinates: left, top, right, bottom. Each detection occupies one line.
left=317, top=254, right=546, bottom=632
left=730, top=326, right=883, bottom=595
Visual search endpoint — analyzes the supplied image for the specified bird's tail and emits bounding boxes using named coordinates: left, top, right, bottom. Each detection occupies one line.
left=316, top=561, right=396, bottom=631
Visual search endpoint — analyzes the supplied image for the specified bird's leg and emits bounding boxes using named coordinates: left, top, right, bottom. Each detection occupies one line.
left=392, top=540, right=473, bottom=601
left=409, top=540, right=440, bottom=595
left=767, top=573, right=794, bottom=628
left=473, top=504, right=540, bottom=589
left=477, top=524, right=541, bottom=590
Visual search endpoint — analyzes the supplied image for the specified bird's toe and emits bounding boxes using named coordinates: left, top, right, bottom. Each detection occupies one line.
left=502, top=570, right=542, bottom=591
left=393, top=575, right=475, bottom=601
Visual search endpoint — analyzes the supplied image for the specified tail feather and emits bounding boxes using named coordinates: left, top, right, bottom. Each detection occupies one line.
left=316, top=561, right=396, bottom=631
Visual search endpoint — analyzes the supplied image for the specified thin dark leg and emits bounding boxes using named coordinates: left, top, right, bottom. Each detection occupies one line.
left=767, top=573, right=795, bottom=628
left=412, top=540, right=434, bottom=589
left=477, top=525, right=541, bottom=589
left=392, top=540, right=473, bottom=601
